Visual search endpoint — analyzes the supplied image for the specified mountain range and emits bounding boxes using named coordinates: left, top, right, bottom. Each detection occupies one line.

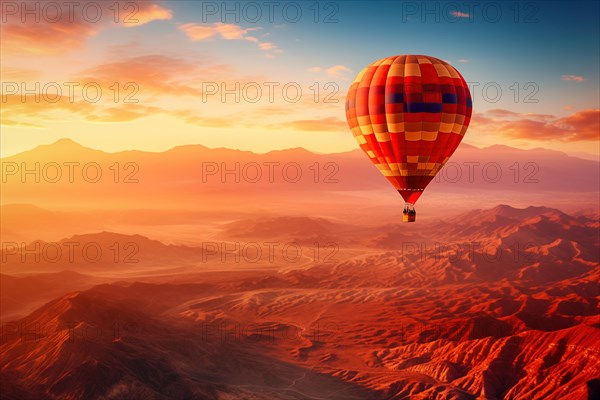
left=1, top=205, right=598, bottom=399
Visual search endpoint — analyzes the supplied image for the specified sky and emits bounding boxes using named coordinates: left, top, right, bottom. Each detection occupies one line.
left=1, top=0, right=599, bottom=157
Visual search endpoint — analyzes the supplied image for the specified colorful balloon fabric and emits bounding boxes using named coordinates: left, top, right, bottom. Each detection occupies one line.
left=345, top=55, right=472, bottom=205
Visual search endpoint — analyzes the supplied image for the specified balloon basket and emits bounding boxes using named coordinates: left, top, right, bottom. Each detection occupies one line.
left=402, top=203, right=416, bottom=222
left=402, top=213, right=416, bottom=223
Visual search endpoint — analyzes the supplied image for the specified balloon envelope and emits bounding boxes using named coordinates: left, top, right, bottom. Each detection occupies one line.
left=345, top=55, right=472, bottom=204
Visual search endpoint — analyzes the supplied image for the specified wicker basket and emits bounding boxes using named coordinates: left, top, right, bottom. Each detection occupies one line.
left=402, top=213, right=416, bottom=223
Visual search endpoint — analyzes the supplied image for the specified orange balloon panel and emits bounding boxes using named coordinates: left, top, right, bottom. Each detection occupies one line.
left=345, top=55, right=472, bottom=204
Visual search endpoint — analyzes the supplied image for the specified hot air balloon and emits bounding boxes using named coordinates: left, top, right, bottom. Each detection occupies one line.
left=345, top=55, right=472, bottom=222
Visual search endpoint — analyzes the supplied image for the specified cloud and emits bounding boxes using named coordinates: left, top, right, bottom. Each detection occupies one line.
left=555, top=109, right=600, bottom=140
left=486, top=109, right=554, bottom=120
left=473, top=109, right=599, bottom=142
left=308, top=65, right=351, bottom=78
left=1, top=15, right=98, bottom=56
left=180, top=22, right=259, bottom=41
left=86, top=105, right=163, bottom=122
left=171, top=110, right=237, bottom=128
left=325, top=65, right=350, bottom=77
left=561, top=75, right=585, bottom=82
left=0, top=67, right=43, bottom=81
left=75, top=55, right=210, bottom=97
left=451, top=11, right=471, bottom=18
left=258, top=42, right=276, bottom=50
left=274, top=117, right=347, bottom=132
left=124, top=3, right=172, bottom=27
left=485, top=109, right=520, bottom=118
left=89, top=106, right=240, bottom=126
left=0, top=118, right=42, bottom=128
left=2, top=52, right=297, bottom=128
left=0, top=54, right=236, bottom=125
left=0, top=92, right=239, bottom=127
left=0, top=94, right=94, bottom=126
left=0, top=1, right=172, bottom=55
left=1, top=90, right=240, bottom=126
left=180, top=23, right=280, bottom=53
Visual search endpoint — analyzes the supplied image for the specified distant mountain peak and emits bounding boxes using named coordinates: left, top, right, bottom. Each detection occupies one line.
left=51, top=138, right=82, bottom=147
left=488, top=204, right=562, bottom=218
left=3, top=138, right=106, bottom=159
left=270, top=147, right=312, bottom=153
left=483, top=144, right=520, bottom=151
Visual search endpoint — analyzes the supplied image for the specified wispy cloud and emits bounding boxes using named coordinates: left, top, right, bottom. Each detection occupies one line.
left=86, top=105, right=163, bottom=122
left=125, top=3, right=173, bottom=27
left=561, top=75, right=585, bottom=82
left=258, top=42, right=277, bottom=50
left=76, top=55, right=206, bottom=97
left=273, top=117, right=347, bottom=132
left=171, top=110, right=237, bottom=128
left=180, top=23, right=281, bottom=53
left=308, top=65, right=351, bottom=78
left=180, top=23, right=259, bottom=41
left=485, top=109, right=554, bottom=120
left=0, top=95, right=94, bottom=125
left=326, top=65, right=350, bottom=77
left=451, top=11, right=471, bottom=18
left=474, top=109, right=599, bottom=142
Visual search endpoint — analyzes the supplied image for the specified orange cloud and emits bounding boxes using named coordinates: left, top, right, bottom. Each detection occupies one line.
left=180, top=23, right=280, bottom=53
left=451, top=11, right=471, bottom=18
left=180, top=22, right=259, bottom=41
left=0, top=94, right=94, bottom=126
left=0, top=54, right=219, bottom=126
left=0, top=67, right=43, bottom=81
left=484, top=109, right=520, bottom=118
left=326, top=65, right=350, bottom=77
left=76, top=55, right=206, bottom=97
left=486, top=109, right=554, bottom=120
left=555, top=110, right=600, bottom=140
left=0, top=118, right=42, bottom=128
left=274, top=117, right=347, bottom=132
left=171, top=110, right=237, bottom=128
left=309, top=65, right=351, bottom=78
left=0, top=56, right=280, bottom=128
left=124, top=3, right=172, bottom=27
left=258, top=42, right=276, bottom=50
left=561, top=75, right=585, bottom=82
left=1, top=15, right=98, bottom=56
left=473, top=109, right=599, bottom=142
left=0, top=1, right=172, bottom=55
left=86, top=105, right=163, bottom=122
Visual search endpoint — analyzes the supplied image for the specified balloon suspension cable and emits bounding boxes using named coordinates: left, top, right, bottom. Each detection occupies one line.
left=403, top=202, right=415, bottom=213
